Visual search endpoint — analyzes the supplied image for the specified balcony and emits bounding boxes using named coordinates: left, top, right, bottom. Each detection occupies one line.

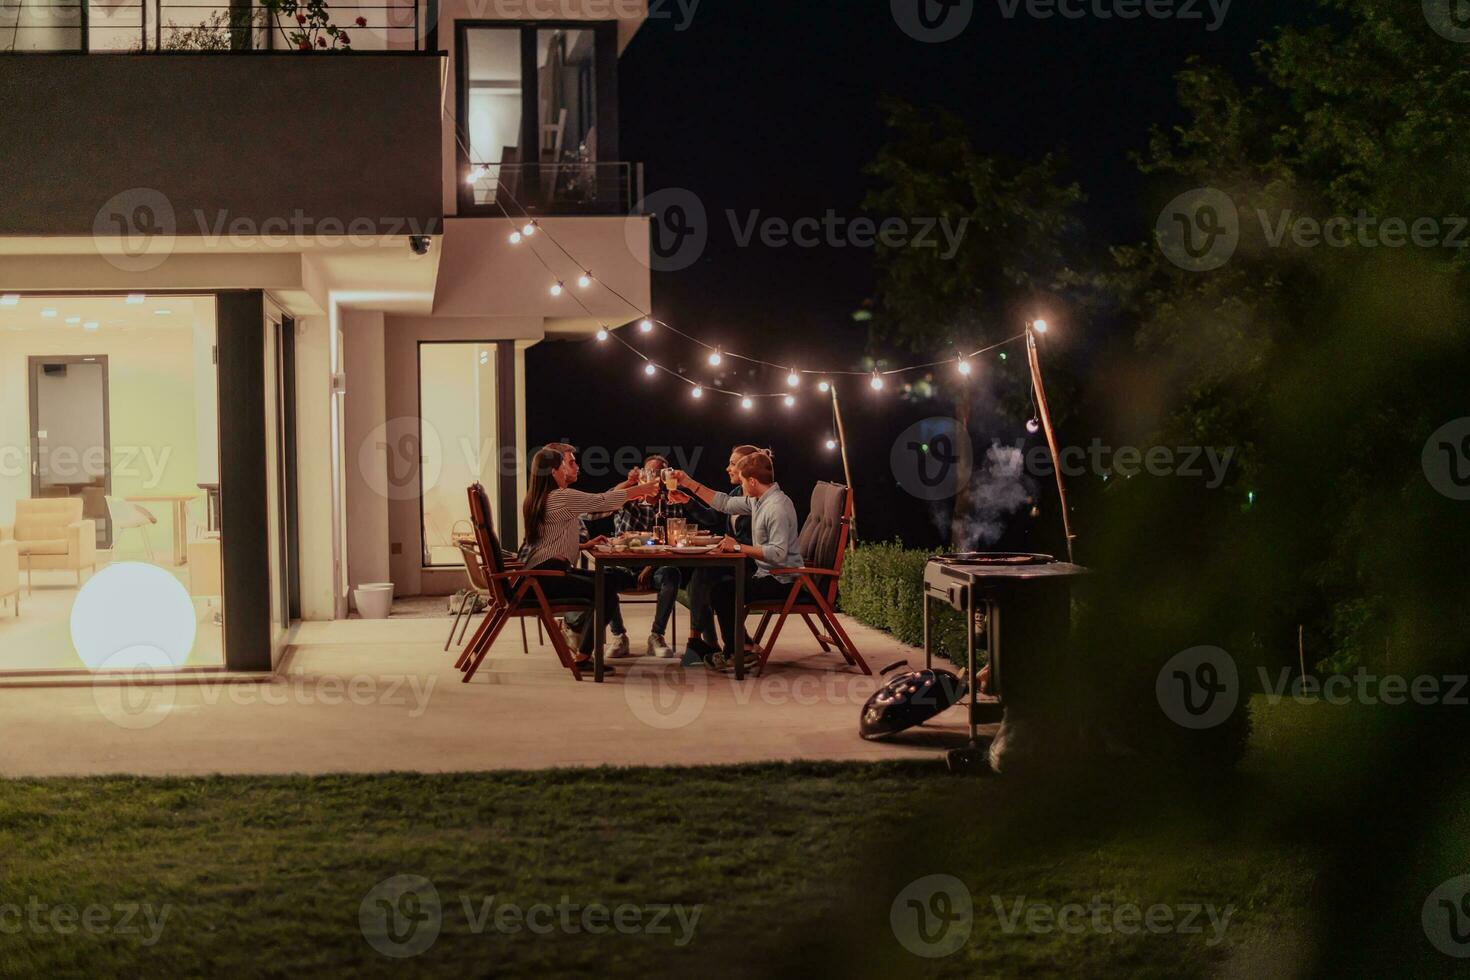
left=0, top=0, right=431, bottom=51
left=0, top=47, right=443, bottom=239
left=465, top=162, right=644, bottom=217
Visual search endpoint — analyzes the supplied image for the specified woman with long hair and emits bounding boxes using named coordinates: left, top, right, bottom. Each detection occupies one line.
left=521, top=444, right=658, bottom=672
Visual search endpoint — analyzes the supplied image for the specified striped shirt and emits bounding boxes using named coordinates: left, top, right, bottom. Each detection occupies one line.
left=522, top=486, right=630, bottom=569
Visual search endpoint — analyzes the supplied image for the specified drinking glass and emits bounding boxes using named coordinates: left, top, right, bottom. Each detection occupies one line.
left=667, top=518, right=687, bottom=545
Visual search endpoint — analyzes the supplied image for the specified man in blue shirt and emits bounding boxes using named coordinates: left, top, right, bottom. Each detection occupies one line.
left=676, top=451, right=800, bottom=672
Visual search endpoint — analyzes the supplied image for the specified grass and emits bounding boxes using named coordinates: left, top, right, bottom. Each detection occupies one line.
left=0, top=698, right=1453, bottom=978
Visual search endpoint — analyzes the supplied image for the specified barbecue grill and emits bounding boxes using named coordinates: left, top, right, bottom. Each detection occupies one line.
left=858, top=551, right=1087, bottom=772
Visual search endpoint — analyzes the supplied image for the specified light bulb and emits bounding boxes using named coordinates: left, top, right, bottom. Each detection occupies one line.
left=870, top=373, right=884, bottom=391
left=691, top=386, right=703, bottom=399
left=787, top=370, right=800, bottom=387
left=467, top=165, right=487, bottom=184
left=595, top=328, right=608, bottom=342
left=1026, top=418, right=1041, bottom=434
left=741, top=397, right=753, bottom=410
left=644, top=363, right=657, bottom=377
left=509, top=231, right=522, bottom=244
left=784, top=395, right=796, bottom=408
left=639, top=319, right=654, bottom=333
left=578, top=273, right=592, bottom=288
left=957, top=358, right=973, bottom=376
left=523, top=222, right=536, bottom=237
left=708, top=349, right=723, bottom=367
left=1032, top=318, right=1048, bottom=334
left=550, top=282, right=564, bottom=297
left=818, top=380, right=830, bottom=393
left=825, top=439, right=837, bottom=451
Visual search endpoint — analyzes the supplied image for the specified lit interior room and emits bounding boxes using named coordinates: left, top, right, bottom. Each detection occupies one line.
left=0, top=293, right=224, bottom=673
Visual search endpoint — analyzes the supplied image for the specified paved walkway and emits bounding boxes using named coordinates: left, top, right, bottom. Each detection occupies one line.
left=0, top=607, right=977, bottom=777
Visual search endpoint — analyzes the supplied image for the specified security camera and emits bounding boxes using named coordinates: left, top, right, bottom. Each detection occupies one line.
left=409, top=235, right=432, bottom=256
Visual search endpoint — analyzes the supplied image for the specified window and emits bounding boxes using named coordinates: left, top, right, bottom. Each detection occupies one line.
left=418, top=343, right=500, bottom=567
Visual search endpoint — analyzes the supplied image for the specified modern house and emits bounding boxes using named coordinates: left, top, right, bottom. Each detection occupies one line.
left=0, top=1, right=653, bottom=675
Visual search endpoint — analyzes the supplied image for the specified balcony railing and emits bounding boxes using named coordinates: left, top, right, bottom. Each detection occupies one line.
left=467, top=162, right=644, bottom=218
left=0, top=0, right=431, bottom=52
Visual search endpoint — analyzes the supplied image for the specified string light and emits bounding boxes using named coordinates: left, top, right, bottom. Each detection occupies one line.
left=1031, top=318, right=1048, bottom=334
left=1026, top=418, right=1041, bottom=434
left=549, top=281, right=564, bottom=297
left=818, top=380, right=831, bottom=393
left=508, top=231, right=522, bottom=244
left=578, top=273, right=593, bottom=289
left=639, top=318, right=654, bottom=333
left=741, top=396, right=753, bottom=410
left=644, top=363, right=656, bottom=377
left=787, top=369, right=800, bottom=387
left=467, top=165, right=487, bottom=184
left=708, top=349, right=723, bottom=367
left=957, top=356, right=973, bottom=377
left=522, top=222, right=536, bottom=237
left=784, top=394, right=796, bottom=408
left=596, top=328, right=609, bottom=342
left=870, top=372, right=884, bottom=391
left=825, top=438, right=838, bottom=450
left=691, top=386, right=703, bottom=399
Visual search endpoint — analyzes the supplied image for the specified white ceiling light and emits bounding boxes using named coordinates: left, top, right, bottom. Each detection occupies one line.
left=83, top=321, right=99, bottom=331
left=125, top=293, right=145, bottom=304
left=0, top=294, right=18, bottom=306
left=40, top=308, right=57, bottom=318
left=65, top=316, right=81, bottom=324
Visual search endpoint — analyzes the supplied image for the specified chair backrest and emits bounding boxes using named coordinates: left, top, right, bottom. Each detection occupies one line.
left=14, top=497, right=83, bottom=542
left=456, top=540, right=492, bottom=595
left=799, top=482, right=851, bottom=600
left=466, top=483, right=509, bottom=607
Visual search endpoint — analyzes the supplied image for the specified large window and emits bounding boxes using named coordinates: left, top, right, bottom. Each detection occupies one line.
left=459, top=22, right=621, bottom=214
left=0, top=294, right=224, bottom=673
left=418, top=342, right=500, bottom=567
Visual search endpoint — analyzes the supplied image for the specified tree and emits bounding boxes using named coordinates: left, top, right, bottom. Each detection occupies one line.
left=864, top=99, right=1093, bottom=548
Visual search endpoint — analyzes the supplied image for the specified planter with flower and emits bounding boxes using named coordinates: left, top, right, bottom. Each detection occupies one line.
left=260, top=0, right=368, bottom=50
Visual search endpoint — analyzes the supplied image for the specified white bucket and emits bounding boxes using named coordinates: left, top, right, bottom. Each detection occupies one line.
left=353, top=583, right=394, bottom=620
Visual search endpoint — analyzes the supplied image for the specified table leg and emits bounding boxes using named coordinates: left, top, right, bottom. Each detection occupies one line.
left=733, top=559, right=746, bottom=681
left=174, top=501, right=188, bottom=566
left=593, top=563, right=605, bottom=683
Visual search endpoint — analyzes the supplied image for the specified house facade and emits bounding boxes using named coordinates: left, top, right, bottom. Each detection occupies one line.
left=0, top=0, right=652, bottom=674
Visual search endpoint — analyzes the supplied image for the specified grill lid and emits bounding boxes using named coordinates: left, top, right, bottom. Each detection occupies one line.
left=859, top=662, right=968, bottom=740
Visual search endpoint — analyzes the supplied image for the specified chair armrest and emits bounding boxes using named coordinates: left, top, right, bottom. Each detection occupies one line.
left=487, top=569, right=565, bottom=581
left=0, top=525, right=12, bottom=542
left=768, top=567, right=839, bottom=578
left=68, top=520, right=97, bottom=566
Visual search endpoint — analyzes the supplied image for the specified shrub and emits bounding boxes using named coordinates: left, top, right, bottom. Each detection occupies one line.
left=839, top=541, right=971, bottom=667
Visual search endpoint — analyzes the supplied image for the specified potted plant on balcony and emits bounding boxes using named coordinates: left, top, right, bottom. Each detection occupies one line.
left=260, top=0, right=365, bottom=51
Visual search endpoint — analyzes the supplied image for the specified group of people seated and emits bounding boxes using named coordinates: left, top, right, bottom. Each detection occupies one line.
left=517, top=442, right=800, bottom=675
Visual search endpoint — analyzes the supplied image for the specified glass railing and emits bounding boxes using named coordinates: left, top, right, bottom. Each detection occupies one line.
left=465, top=162, right=644, bottom=218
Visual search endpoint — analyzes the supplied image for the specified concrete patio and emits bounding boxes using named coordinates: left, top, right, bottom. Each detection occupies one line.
left=0, top=606, right=979, bottom=777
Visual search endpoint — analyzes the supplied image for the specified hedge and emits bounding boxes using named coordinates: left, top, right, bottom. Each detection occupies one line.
left=839, top=541, right=972, bottom=666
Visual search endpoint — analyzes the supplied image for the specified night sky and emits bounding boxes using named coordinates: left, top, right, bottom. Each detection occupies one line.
left=526, top=0, right=1324, bottom=549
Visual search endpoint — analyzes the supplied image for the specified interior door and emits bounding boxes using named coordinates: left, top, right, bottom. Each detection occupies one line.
left=29, top=355, right=110, bottom=548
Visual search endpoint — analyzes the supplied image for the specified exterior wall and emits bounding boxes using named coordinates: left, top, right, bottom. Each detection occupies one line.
left=341, top=310, right=392, bottom=603
left=292, top=314, right=337, bottom=621
left=0, top=53, right=443, bottom=238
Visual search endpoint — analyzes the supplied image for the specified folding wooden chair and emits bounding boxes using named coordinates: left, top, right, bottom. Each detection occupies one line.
left=745, top=482, right=870, bottom=676
left=456, top=483, right=590, bottom=683
left=445, top=539, right=532, bottom=655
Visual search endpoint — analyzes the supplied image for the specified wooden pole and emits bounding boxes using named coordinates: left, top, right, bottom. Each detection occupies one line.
left=1298, top=624, right=1306, bottom=679
left=1026, top=330, right=1076, bottom=563
left=831, top=385, right=857, bottom=545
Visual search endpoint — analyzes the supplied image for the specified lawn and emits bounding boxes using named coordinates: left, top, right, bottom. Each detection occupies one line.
left=0, top=699, right=1450, bottom=978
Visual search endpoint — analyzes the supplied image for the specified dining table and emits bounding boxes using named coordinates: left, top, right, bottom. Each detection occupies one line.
left=124, top=492, right=200, bottom=567
left=588, top=543, right=751, bottom=682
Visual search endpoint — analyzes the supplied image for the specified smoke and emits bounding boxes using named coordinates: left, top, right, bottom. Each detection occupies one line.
left=935, top=441, right=1033, bottom=550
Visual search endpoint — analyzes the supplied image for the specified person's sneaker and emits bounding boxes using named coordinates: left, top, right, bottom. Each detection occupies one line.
left=608, top=632, right=632, bottom=659
left=680, top=636, right=717, bottom=667
left=647, top=633, right=674, bottom=659
left=704, top=650, right=761, bottom=674
left=560, top=624, right=581, bottom=654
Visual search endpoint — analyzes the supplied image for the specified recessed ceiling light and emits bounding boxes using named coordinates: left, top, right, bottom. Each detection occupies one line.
left=153, top=309, right=172, bottom=316
left=83, top=321, right=99, bottom=331
left=0, top=294, right=18, bottom=306
left=40, top=308, right=57, bottom=318
left=125, top=293, right=145, bottom=304
left=65, top=316, right=81, bottom=324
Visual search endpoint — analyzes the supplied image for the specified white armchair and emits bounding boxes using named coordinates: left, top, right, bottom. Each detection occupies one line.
left=3, top=498, right=97, bottom=592
left=0, top=537, right=18, bottom=615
